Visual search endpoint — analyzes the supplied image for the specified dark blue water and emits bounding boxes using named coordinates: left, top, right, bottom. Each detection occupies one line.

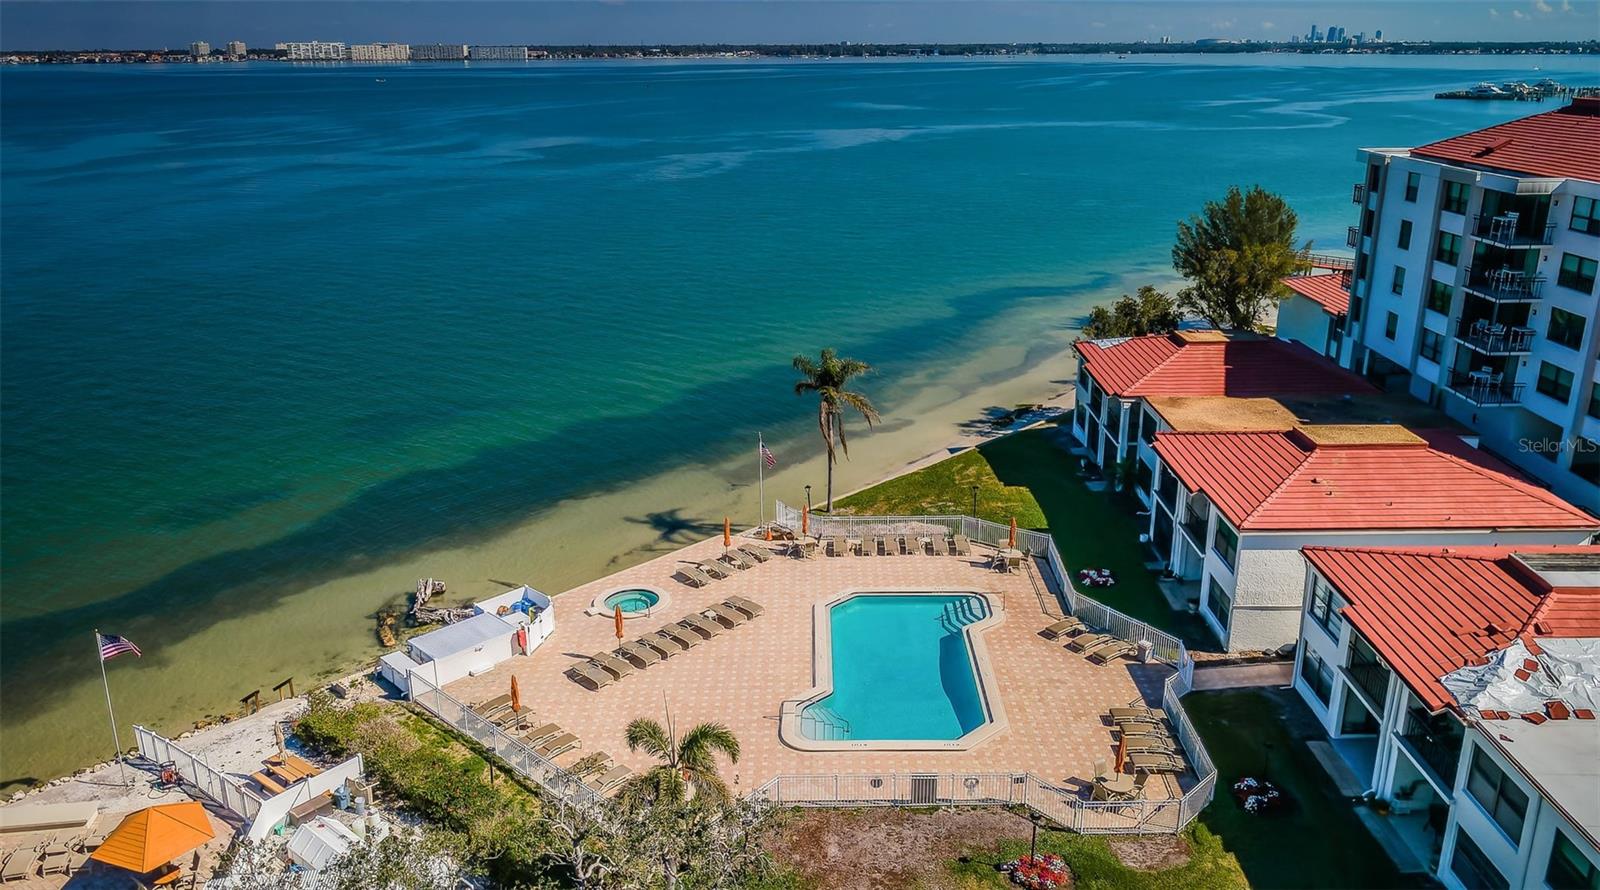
left=4, top=54, right=1591, bottom=784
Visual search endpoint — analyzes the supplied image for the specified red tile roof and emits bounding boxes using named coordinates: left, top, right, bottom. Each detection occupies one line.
left=1074, top=331, right=1372, bottom=398
left=1153, top=427, right=1599, bottom=532
left=1411, top=97, right=1600, bottom=182
left=1280, top=273, right=1350, bottom=316
left=1303, top=546, right=1600, bottom=712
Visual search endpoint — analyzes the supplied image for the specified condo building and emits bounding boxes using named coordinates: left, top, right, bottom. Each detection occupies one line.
left=410, top=44, right=469, bottom=61
left=1339, top=98, right=1600, bottom=508
left=1290, top=545, right=1599, bottom=889
left=348, top=43, right=411, bottom=62
left=468, top=45, right=529, bottom=61
left=189, top=41, right=210, bottom=59
left=283, top=41, right=348, bottom=61
left=226, top=41, right=247, bottom=57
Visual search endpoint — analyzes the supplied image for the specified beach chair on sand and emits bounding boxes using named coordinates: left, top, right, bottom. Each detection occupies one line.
left=535, top=733, right=580, bottom=759
left=1127, top=752, right=1187, bottom=774
left=724, top=596, right=764, bottom=619
left=653, top=627, right=698, bottom=651
left=619, top=640, right=664, bottom=667
left=703, top=604, right=748, bottom=628
left=1041, top=616, right=1086, bottom=639
left=930, top=535, right=950, bottom=556
left=588, top=652, right=636, bottom=680
left=1067, top=633, right=1114, bottom=653
left=696, top=560, right=735, bottom=580
left=1087, top=641, right=1138, bottom=665
left=587, top=764, right=633, bottom=795
left=952, top=534, right=972, bottom=556
left=1, top=848, right=38, bottom=883
left=718, top=550, right=753, bottom=571
left=736, top=544, right=772, bottom=564
left=566, top=663, right=615, bottom=690
left=675, top=565, right=715, bottom=588
left=678, top=614, right=721, bottom=640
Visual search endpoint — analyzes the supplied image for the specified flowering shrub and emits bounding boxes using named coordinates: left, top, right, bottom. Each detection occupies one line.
left=999, top=853, right=1071, bottom=889
left=1231, top=776, right=1286, bottom=815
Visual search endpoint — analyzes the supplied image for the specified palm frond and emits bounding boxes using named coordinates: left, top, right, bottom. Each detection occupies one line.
left=624, top=717, right=673, bottom=761
left=679, top=721, right=741, bottom=766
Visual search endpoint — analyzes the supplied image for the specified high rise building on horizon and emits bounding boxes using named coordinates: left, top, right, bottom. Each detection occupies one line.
left=188, top=41, right=209, bottom=58
left=283, top=41, right=347, bottom=61
left=349, top=42, right=410, bottom=61
left=410, top=43, right=468, bottom=61
left=226, top=40, right=246, bottom=57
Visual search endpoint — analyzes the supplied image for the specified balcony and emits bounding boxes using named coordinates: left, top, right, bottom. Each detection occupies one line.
left=1464, top=267, right=1544, bottom=302
left=1447, top=371, right=1525, bottom=407
left=1352, top=183, right=1367, bottom=204
left=1346, top=226, right=1361, bottom=249
left=1344, top=657, right=1392, bottom=712
left=1473, top=213, right=1555, bottom=248
left=1455, top=320, right=1535, bottom=355
left=1398, top=708, right=1465, bottom=793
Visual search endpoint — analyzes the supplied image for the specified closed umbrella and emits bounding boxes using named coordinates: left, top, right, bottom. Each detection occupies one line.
left=614, top=605, right=625, bottom=654
left=91, top=801, right=214, bottom=877
left=723, top=516, right=731, bottom=550
left=1008, top=516, right=1017, bottom=550
left=509, top=675, right=521, bottom=714
left=802, top=504, right=809, bottom=535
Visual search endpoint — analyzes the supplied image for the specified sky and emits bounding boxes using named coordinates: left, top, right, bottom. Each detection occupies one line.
left=1, top=0, right=1597, bottom=50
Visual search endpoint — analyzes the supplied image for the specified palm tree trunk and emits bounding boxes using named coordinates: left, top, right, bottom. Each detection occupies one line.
left=825, top=420, right=837, bottom=512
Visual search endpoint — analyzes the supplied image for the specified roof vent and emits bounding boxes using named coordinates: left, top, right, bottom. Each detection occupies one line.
left=1474, top=137, right=1514, bottom=158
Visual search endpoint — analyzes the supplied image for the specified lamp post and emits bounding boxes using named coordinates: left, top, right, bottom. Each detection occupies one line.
left=805, top=485, right=812, bottom=513
left=971, top=485, right=979, bottom=518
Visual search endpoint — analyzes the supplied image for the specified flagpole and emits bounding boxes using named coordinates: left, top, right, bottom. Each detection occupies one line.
left=757, top=433, right=766, bottom=529
left=94, top=629, right=131, bottom=787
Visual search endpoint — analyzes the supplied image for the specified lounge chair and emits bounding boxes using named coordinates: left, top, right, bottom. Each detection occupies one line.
left=1109, top=706, right=1164, bottom=723
left=931, top=535, right=950, bottom=556
left=826, top=535, right=849, bottom=557
left=696, top=560, right=735, bottom=580
left=535, top=733, right=580, bottom=758
left=38, top=840, right=69, bottom=877
left=566, top=662, right=615, bottom=690
left=634, top=636, right=676, bottom=658
left=1067, top=633, right=1114, bottom=653
left=587, top=764, right=633, bottom=794
left=66, top=847, right=89, bottom=875
left=652, top=627, right=698, bottom=651
left=736, top=544, right=772, bottom=563
left=703, top=603, right=748, bottom=628
left=675, top=565, right=715, bottom=588
left=1088, top=641, right=1138, bottom=665
left=517, top=722, right=563, bottom=745
left=471, top=693, right=513, bottom=717
left=951, top=534, right=972, bottom=556
left=492, top=705, right=531, bottom=727
left=718, top=550, right=753, bottom=571
left=1041, top=616, right=1086, bottom=639
left=570, top=752, right=612, bottom=777
left=678, top=614, right=721, bottom=639
left=1122, top=736, right=1178, bottom=755
left=588, top=652, right=636, bottom=680
left=723, top=596, right=764, bottom=618
left=1, top=849, right=37, bottom=883
left=1118, top=722, right=1172, bottom=740
left=1127, top=752, right=1187, bottom=774
left=619, top=640, right=664, bottom=667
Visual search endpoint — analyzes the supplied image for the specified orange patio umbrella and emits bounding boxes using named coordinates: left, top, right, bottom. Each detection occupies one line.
left=91, top=801, right=214, bottom=876
left=723, top=516, right=732, bottom=549
left=1008, top=516, right=1017, bottom=549
left=614, top=605, right=626, bottom=652
left=802, top=504, right=809, bottom=535
left=510, top=675, right=521, bottom=714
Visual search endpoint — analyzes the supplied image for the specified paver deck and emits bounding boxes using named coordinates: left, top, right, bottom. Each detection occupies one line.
left=447, top=533, right=1179, bottom=797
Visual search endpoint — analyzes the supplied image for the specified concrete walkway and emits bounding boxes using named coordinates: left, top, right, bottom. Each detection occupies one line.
left=1191, top=661, right=1294, bottom=691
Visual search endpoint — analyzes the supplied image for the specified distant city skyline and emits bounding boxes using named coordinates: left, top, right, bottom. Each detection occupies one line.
left=2, top=0, right=1598, bottom=50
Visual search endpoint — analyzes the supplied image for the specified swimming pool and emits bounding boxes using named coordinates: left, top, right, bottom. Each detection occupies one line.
left=798, top=593, right=994, bottom=743
left=602, top=588, right=660, bottom=614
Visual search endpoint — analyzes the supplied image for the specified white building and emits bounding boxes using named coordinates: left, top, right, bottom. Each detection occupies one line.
left=1340, top=97, right=1600, bottom=508
left=1290, top=545, right=1599, bottom=888
left=348, top=43, right=410, bottom=62
left=1277, top=270, right=1351, bottom=361
left=409, top=43, right=468, bottom=61
left=283, top=41, right=348, bottom=61
left=1149, top=424, right=1597, bottom=651
left=376, top=585, right=554, bottom=695
left=468, top=45, right=528, bottom=61
left=189, top=41, right=210, bottom=59
left=226, top=41, right=247, bottom=57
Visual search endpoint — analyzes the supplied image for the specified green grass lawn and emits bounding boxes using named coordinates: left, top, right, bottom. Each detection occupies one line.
left=835, top=428, right=1212, bottom=647
left=946, top=823, right=1248, bottom=890
left=1184, top=689, right=1421, bottom=890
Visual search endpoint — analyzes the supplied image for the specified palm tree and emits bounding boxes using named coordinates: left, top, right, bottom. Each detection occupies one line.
left=793, top=348, right=880, bottom=512
left=620, top=710, right=741, bottom=808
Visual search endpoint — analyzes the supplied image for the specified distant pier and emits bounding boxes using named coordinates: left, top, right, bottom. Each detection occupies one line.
left=1436, top=82, right=1600, bottom=101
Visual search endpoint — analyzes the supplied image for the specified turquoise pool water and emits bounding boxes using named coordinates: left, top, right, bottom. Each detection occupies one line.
left=802, top=593, right=990, bottom=741
left=603, top=589, right=659, bottom=614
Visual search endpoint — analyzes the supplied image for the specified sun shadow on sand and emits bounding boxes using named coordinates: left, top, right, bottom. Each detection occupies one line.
left=624, top=508, right=721, bottom=545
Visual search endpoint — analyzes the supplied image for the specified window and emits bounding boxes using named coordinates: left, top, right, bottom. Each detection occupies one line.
left=1397, top=219, right=1413, bottom=249
left=1139, top=410, right=1158, bottom=445
left=1442, top=180, right=1471, bottom=215
left=1420, top=328, right=1443, bottom=362
left=1391, top=265, right=1406, bottom=294
left=1572, top=195, right=1600, bottom=236
left=1547, top=829, right=1600, bottom=890
left=1558, top=253, right=1598, bottom=294
left=1349, top=293, right=1364, bottom=324
left=1549, top=307, right=1586, bottom=350
left=1299, top=649, right=1335, bottom=705
left=1077, top=365, right=1089, bottom=390
left=1135, top=460, right=1153, bottom=496
left=1404, top=171, right=1420, bottom=202
left=1435, top=231, right=1462, bottom=266
left=1203, top=579, right=1232, bottom=631
left=1466, top=747, right=1530, bottom=843
left=1212, top=521, right=1239, bottom=570
left=1306, top=574, right=1347, bottom=642
left=1537, top=361, right=1575, bottom=403
left=1450, top=832, right=1510, bottom=890
left=1426, top=280, right=1453, bottom=314
left=1574, top=439, right=1600, bottom=486
left=1384, top=312, right=1399, bottom=340
left=1591, top=388, right=1600, bottom=421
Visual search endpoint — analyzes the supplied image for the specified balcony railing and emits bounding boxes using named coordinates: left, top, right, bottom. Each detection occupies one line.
left=1464, top=267, right=1545, bottom=302
left=1345, top=658, right=1391, bottom=711
left=1399, top=708, right=1465, bottom=792
left=1346, top=226, right=1361, bottom=249
left=1448, top=372, right=1525, bottom=407
left=1455, top=321, right=1535, bottom=355
left=1352, top=183, right=1367, bottom=204
left=1473, top=213, right=1556, bottom=247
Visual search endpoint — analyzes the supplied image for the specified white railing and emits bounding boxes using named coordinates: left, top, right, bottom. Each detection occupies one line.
left=767, top=504, right=1214, bottom=833
left=133, top=725, right=262, bottom=820
left=408, top=672, right=606, bottom=813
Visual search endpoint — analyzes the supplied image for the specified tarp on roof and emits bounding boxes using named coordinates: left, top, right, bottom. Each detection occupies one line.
left=1443, top=638, right=1600, bottom=718
left=408, top=612, right=516, bottom=663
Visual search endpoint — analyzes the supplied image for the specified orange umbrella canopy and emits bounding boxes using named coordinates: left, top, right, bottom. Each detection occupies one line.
left=510, top=675, right=521, bottom=713
left=91, top=801, right=214, bottom=874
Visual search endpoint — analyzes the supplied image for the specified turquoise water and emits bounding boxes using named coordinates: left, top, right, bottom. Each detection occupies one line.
left=804, top=593, right=991, bottom=740
left=3, top=54, right=1594, bottom=784
left=603, top=589, right=660, bottom=613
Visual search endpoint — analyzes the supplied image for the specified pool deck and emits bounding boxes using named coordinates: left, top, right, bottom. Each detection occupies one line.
left=445, top=532, right=1183, bottom=798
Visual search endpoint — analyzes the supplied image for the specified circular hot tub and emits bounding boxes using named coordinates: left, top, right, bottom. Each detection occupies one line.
left=588, top=586, right=667, bottom=618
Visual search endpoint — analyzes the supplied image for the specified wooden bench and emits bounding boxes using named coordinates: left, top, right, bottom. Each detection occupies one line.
left=250, top=771, right=288, bottom=796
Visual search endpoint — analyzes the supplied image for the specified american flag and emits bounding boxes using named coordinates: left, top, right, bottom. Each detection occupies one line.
left=760, top=441, right=777, bottom=469
left=98, top=633, right=141, bottom=661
